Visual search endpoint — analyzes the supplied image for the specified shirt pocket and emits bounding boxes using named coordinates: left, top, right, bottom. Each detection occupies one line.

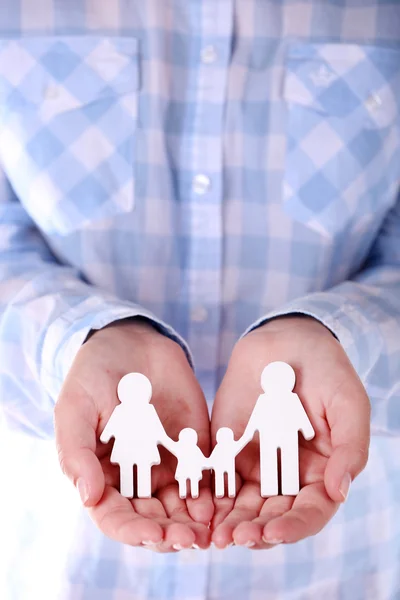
left=282, top=43, right=400, bottom=238
left=0, top=36, right=140, bottom=235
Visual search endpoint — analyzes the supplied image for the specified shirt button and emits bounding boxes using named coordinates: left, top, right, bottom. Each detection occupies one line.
left=201, top=45, right=217, bottom=64
left=191, top=306, right=208, bottom=323
left=309, top=65, right=336, bottom=88
left=365, top=92, right=382, bottom=112
left=192, top=174, right=211, bottom=195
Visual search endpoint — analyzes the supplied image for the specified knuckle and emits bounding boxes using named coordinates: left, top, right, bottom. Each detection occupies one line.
left=56, top=445, right=73, bottom=481
left=347, top=443, right=369, bottom=475
left=56, top=446, right=67, bottom=474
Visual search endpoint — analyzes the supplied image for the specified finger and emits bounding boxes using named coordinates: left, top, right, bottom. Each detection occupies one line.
left=210, top=473, right=244, bottom=532
left=131, top=497, right=175, bottom=552
left=211, top=496, right=235, bottom=530
left=212, top=482, right=264, bottom=549
left=157, top=485, right=211, bottom=550
left=262, top=482, right=338, bottom=544
left=131, top=497, right=168, bottom=521
left=54, top=388, right=104, bottom=506
left=325, top=377, right=370, bottom=503
left=89, top=486, right=163, bottom=546
left=233, top=495, right=294, bottom=547
left=186, top=481, right=215, bottom=525
left=133, top=497, right=205, bottom=553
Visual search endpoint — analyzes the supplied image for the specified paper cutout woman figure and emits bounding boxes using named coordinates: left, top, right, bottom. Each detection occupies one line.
left=167, top=428, right=209, bottom=499
left=100, top=372, right=175, bottom=499
left=240, top=361, right=315, bottom=496
left=208, top=427, right=245, bottom=498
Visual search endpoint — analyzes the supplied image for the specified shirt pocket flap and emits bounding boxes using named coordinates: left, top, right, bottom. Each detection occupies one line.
left=0, top=36, right=140, bottom=235
left=0, top=36, right=140, bottom=118
left=283, top=43, right=400, bottom=129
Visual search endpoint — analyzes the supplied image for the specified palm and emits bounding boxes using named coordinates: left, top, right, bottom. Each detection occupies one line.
left=212, top=409, right=335, bottom=549
left=96, top=386, right=212, bottom=551
left=55, top=320, right=213, bottom=551
left=211, top=317, right=370, bottom=548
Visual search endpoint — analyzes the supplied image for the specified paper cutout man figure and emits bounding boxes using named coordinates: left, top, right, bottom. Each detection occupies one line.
left=241, top=361, right=315, bottom=496
left=100, top=372, right=175, bottom=499
left=208, top=427, right=244, bottom=498
left=167, top=428, right=209, bottom=499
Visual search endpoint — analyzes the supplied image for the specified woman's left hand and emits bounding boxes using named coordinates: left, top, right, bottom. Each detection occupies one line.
left=210, top=316, right=371, bottom=549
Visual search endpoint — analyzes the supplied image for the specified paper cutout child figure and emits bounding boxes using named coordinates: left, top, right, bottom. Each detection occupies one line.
left=167, top=428, right=209, bottom=499
left=208, top=427, right=245, bottom=498
left=100, top=372, right=175, bottom=499
left=240, top=361, right=315, bottom=496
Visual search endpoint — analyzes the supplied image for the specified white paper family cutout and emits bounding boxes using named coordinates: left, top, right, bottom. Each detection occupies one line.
left=100, top=362, right=315, bottom=499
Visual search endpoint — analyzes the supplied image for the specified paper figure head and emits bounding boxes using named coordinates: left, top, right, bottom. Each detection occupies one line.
left=216, top=427, right=234, bottom=444
left=178, top=428, right=198, bottom=444
left=117, top=372, right=152, bottom=405
left=261, top=361, right=296, bottom=393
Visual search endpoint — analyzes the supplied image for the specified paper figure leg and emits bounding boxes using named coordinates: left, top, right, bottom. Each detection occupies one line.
left=227, top=468, right=236, bottom=498
left=190, top=478, right=200, bottom=499
left=260, top=444, right=278, bottom=497
left=137, top=464, right=152, bottom=498
left=178, top=478, right=188, bottom=499
left=214, top=471, right=225, bottom=498
left=280, top=441, right=299, bottom=495
left=120, top=463, right=134, bottom=498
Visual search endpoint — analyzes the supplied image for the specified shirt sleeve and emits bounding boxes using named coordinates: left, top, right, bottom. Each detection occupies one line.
left=243, top=197, right=400, bottom=437
left=0, top=170, right=192, bottom=439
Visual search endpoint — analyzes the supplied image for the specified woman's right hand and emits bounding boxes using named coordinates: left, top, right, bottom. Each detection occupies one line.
left=54, top=319, right=213, bottom=551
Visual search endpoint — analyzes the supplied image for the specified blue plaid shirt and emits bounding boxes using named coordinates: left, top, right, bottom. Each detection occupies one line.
left=1, top=1, right=400, bottom=599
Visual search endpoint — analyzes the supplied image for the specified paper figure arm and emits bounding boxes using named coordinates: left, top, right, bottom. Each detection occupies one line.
left=100, top=409, right=119, bottom=444
left=293, top=394, right=315, bottom=440
left=238, top=402, right=260, bottom=450
left=198, top=448, right=210, bottom=470
left=233, top=438, right=247, bottom=456
left=206, top=447, right=217, bottom=469
left=149, top=406, right=179, bottom=455
left=159, top=433, right=179, bottom=456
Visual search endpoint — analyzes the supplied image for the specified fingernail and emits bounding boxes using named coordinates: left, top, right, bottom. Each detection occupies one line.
left=142, top=540, right=159, bottom=546
left=192, top=543, right=200, bottom=549
left=77, top=478, right=89, bottom=504
left=339, top=473, right=352, bottom=501
left=172, top=544, right=184, bottom=551
left=263, top=537, right=283, bottom=545
left=245, top=541, right=255, bottom=548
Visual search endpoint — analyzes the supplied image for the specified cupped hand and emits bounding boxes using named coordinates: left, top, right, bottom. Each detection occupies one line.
left=210, top=316, right=370, bottom=549
left=54, top=319, right=213, bottom=552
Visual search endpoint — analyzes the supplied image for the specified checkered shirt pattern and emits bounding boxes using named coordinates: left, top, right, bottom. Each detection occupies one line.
left=0, top=1, right=400, bottom=599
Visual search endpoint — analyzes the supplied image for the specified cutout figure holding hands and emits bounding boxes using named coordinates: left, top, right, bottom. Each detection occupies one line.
left=209, top=428, right=245, bottom=498
left=101, top=363, right=315, bottom=500
left=167, top=428, right=209, bottom=499
left=100, top=372, right=176, bottom=499
left=241, top=361, right=315, bottom=496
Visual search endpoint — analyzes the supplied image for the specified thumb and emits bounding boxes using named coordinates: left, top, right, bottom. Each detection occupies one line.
left=54, top=390, right=105, bottom=507
left=324, top=380, right=371, bottom=503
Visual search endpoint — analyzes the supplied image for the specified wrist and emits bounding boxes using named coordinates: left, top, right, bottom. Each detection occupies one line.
left=84, top=316, right=157, bottom=343
left=256, top=313, right=337, bottom=339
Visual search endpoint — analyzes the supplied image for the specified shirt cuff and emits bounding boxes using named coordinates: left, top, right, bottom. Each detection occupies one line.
left=241, top=291, right=384, bottom=382
left=39, top=296, right=193, bottom=401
